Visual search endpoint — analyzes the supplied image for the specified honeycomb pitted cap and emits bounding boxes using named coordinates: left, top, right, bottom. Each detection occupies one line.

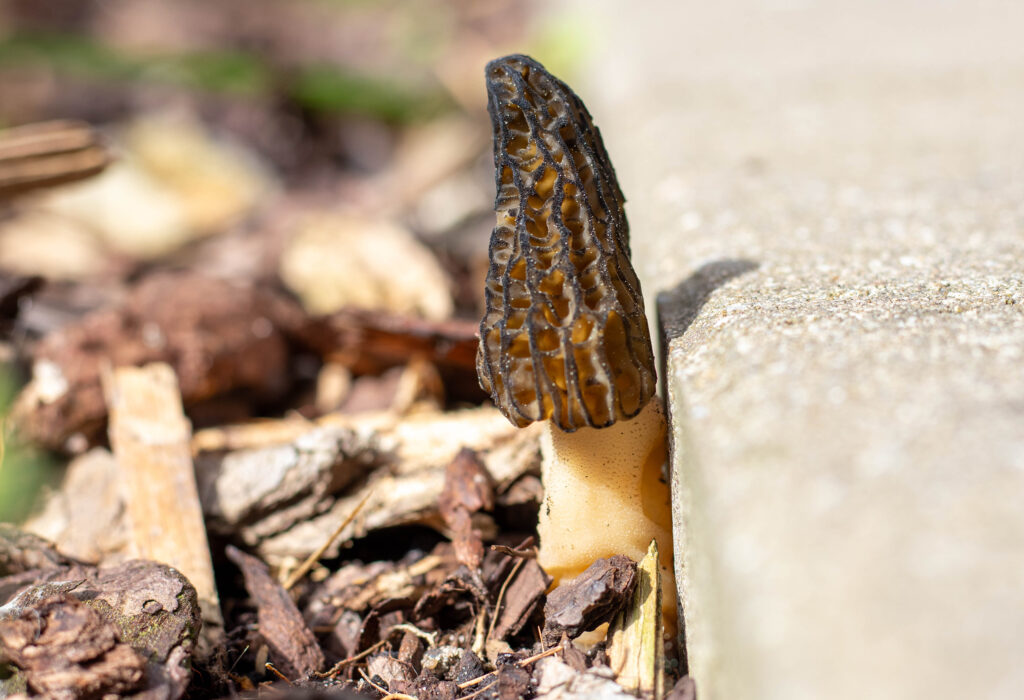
left=477, top=54, right=656, bottom=432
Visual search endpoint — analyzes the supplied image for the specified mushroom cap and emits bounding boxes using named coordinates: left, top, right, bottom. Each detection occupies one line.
left=477, top=54, right=656, bottom=432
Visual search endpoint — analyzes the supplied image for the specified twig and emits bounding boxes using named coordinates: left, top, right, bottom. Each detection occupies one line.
left=227, top=645, right=250, bottom=674
left=490, top=543, right=537, bottom=559
left=461, top=679, right=499, bottom=699
left=358, top=668, right=390, bottom=695
left=318, top=638, right=388, bottom=678
left=457, top=644, right=564, bottom=690
left=517, top=644, right=565, bottom=668
left=283, top=489, right=373, bottom=591
left=264, top=663, right=292, bottom=685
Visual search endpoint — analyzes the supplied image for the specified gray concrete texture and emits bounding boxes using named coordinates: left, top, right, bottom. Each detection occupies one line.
left=571, top=1, right=1024, bottom=698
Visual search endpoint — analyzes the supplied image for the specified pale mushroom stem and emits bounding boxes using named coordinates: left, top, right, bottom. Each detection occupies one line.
left=537, top=398, right=677, bottom=634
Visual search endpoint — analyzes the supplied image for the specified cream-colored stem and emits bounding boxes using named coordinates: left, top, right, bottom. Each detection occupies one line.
left=537, top=398, right=676, bottom=629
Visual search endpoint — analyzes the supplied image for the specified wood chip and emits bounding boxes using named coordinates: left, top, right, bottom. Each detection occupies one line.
left=607, top=540, right=665, bottom=698
left=225, top=545, right=324, bottom=680
left=103, top=363, right=222, bottom=637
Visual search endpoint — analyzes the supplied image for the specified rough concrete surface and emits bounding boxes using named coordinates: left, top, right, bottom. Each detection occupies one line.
left=569, top=1, right=1024, bottom=698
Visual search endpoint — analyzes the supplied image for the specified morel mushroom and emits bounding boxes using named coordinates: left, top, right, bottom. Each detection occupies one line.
left=477, top=54, right=673, bottom=612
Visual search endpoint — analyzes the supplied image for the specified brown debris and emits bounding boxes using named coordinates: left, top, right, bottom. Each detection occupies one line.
left=366, top=652, right=415, bottom=688
left=0, top=274, right=43, bottom=334
left=0, top=590, right=147, bottom=700
left=196, top=425, right=381, bottom=544
left=12, top=272, right=302, bottom=450
left=297, top=307, right=484, bottom=402
left=489, top=558, right=551, bottom=643
left=439, top=448, right=495, bottom=571
left=0, top=523, right=75, bottom=575
left=0, top=548, right=201, bottom=700
left=495, top=663, right=532, bottom=700
left=533, top=656, right=636, bottom=699
left=227, top=408, right=540, bottom=566
left=225, top=545, right=325, bottom=680
left=542, top=555, right=638, bottom=646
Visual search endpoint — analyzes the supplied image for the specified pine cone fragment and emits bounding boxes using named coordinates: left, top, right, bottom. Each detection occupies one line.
left=477, top=54, right=656, bottom=431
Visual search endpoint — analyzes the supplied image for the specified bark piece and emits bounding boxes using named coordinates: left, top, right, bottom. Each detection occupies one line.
left=489, top=559, right=551, bottom=642
left=212, top=407, right=540, bottom=565
left=393, top=671, right=458, bottom=700
left=103, top=363, right=222, bottom=637
left=12, top=272, right=300, bottom=450
left=296, top=308, right=483, bottom=402
left=397, top=631, right=425, bottom=671
left=0, top=591, right=146, bottom=700
left=0, top=558, right=201, bottom=700
left=226, top=546, right=324, bottom=680
left=438, top=448, right=495, bottom=571
left=279, top=212, right=453, bottom=320
left=196, top=426, right=380, bottom=542
left=542, top=555, right=637, bottom=646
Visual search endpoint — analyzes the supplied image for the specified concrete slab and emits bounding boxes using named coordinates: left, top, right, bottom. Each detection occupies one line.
left=569, top=1, right=1024, bottom=698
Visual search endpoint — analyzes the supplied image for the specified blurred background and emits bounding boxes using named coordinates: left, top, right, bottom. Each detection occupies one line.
left=0, top=0, right=588, bottom=518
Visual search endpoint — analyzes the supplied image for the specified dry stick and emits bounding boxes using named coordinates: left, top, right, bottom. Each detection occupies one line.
left=490, top=543, right=537, bottom=559
left=102, top=363, right=223, bottom=641
left=457, top=645, right=565, bottom=690
left=461, top=679, right=499, bottom=699
left=282, top=489, right=373, bottom=591
left=319, top=638, right=388, bottom=678
left=358, top=668, right=392, bottom=695
left=264, top=663, right=292, bottom=685
left=486, top=557, right=525, bottom=644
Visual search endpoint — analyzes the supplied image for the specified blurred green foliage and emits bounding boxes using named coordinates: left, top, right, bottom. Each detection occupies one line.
left=290, top=65, right=450, bottom=122
left=0, top=31, right=453, bottom=123
left=0, top=370, right=57, bottom=524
